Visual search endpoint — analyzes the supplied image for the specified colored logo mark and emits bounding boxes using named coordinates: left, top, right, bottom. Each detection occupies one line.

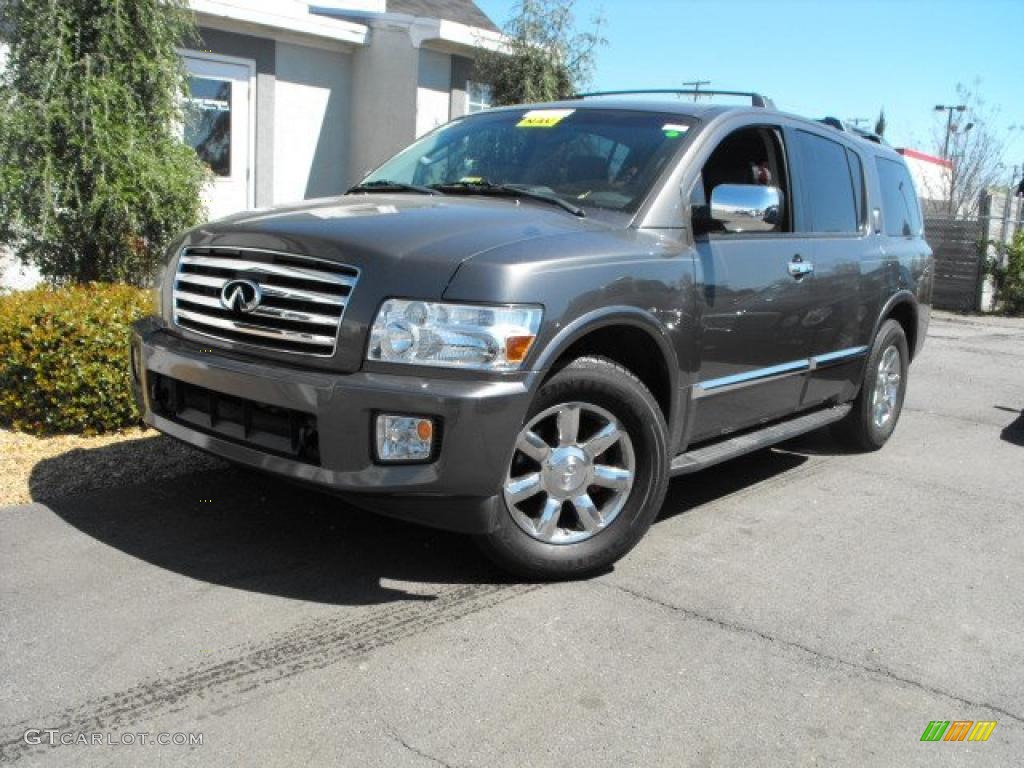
left=920, top=720, right=996, bottom=742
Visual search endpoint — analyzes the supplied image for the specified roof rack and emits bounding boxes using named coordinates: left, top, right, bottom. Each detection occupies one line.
left=573, top=89, right=775, bottom=109
left=817, top=116, right=888, bottom=145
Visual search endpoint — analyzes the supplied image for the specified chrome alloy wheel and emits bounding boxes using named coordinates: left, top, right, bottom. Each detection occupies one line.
left=503, top=402, right=636, bottom=545
left=872, top=344, right=902, bottom=429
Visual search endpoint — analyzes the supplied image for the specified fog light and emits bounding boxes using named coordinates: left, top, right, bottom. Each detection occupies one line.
left=375, top=415, right=435, bottom=462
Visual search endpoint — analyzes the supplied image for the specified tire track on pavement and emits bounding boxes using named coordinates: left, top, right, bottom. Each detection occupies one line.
left=1, top=582, right=538, bottom=763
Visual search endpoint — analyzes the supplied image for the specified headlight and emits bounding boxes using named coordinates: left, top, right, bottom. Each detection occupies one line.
left=368, top=300, right=542, bottom=370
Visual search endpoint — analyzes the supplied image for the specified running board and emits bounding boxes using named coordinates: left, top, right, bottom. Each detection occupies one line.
left=670, top=404, right=852, bottom=476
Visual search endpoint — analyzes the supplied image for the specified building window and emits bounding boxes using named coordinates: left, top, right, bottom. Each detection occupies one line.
left=467, top=81, right=493, bottom=113
left=184, top=76, right=232, bottom=176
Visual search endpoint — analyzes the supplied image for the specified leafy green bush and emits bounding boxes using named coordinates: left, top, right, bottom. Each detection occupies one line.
left=986, top=231, right=1024, bottom=315
left=0, top=0, right=206, bottom=285
left=0, top=284, right=153, bottom=435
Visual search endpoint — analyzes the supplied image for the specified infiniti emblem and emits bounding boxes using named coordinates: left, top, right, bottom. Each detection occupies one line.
left=561, top=456, right=582, bottom=486
left=220, top=279, right=262, bottom=313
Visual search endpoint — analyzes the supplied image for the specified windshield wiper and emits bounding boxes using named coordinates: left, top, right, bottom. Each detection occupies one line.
left=347, top=180, right=439, bottom=195
left=430, top=180, right=586, bottom=217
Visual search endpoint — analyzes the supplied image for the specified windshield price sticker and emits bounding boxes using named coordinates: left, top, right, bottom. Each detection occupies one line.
left=517, top=109, right=575, bottom=128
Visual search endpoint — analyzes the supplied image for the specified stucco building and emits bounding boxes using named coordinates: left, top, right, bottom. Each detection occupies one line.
left=0, top=0, right=502, bottom=289
left=183, top=0, right=502, bottom=220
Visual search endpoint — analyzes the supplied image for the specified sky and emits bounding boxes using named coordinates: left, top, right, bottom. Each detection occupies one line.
left=475, top=0, right=1024, bottom=179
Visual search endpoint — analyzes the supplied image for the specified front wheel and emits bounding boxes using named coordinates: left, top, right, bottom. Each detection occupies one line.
left=476, top=356, right=670, bottom=580
left=832, top=319, right=910, bottom=451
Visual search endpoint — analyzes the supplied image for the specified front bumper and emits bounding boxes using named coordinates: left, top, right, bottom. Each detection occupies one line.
left=131, top=318, right=534, bottom=533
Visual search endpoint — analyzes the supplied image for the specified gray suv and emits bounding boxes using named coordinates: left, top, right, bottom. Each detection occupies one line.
left=132, top=90, right=932, bottom=578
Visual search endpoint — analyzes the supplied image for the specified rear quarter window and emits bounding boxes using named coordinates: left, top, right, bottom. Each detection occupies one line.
left=875, top=157, right=922, bottom=237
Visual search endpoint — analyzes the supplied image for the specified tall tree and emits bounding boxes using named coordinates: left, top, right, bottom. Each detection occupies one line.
left=0, top=0, right=206, bottom=285
left=924, top=83, right=1004, bottom=218
left=473, top=0, right=606, bottom=106
left=874, top=108, right=886, bottom=137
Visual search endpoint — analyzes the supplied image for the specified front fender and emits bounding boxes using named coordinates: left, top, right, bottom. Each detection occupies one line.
left=529, top=305, right=687, bottom=451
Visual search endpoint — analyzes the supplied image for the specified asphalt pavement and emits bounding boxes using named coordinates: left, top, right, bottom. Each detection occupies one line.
left=2, top=311, right=1022, bottom=767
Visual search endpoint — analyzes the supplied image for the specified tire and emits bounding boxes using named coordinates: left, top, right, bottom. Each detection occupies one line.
left=832, top=319, right=910, bottom=451
left=476, top=356, right=670, bottom=580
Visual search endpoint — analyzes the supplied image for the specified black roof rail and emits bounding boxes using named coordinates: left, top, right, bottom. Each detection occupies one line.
left=573, top=89, right=775, bottom=109
left=816, top=116, right=888, bottom=145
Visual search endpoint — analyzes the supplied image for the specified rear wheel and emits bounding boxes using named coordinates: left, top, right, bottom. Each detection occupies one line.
left=832, top=319, right=910, bottom=451
left=477, top=356, right=669, bottom=580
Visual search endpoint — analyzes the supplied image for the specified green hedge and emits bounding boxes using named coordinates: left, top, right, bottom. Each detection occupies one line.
left=987, top=231, right=1024, bottom=315
left=0, top=284, right=154, bottom=435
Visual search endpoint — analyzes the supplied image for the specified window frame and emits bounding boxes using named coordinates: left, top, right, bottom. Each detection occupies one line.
left=846, top=147, right=868, bottom=234
left=466, top=81, right=494, bottom=114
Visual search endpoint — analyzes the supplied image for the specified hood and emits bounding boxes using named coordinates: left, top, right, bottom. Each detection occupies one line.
left=171, top=194, right=609, bottom=371
left=188, top=193, right=608, bottom=291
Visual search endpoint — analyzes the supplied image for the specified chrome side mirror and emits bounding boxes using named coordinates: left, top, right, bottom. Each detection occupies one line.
left=709, top=184, right=783, bottom=233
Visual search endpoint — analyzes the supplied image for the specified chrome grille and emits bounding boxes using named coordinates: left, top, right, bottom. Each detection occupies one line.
left=172, top=246, right=359, bottom=356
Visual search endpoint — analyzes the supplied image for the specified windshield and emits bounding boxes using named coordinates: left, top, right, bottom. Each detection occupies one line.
left=362, top=108, right=695, bottom=213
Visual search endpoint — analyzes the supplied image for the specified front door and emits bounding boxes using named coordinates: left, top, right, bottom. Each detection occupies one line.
left=182, top=54, right=254, bottom=221
left=688, top=124, right=816, bottom=443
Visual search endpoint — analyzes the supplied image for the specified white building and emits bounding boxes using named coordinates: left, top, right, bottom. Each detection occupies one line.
left=895, top=147, right=952, bottom=215
left=1, top=0, right=502, bottom=289
left=183, top=0, right=503, bottom=220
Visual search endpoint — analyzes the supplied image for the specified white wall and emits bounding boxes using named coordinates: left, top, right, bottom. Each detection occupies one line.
left=309, top=0, right=385, bottom=12
left=349, top=24, right=420, bottom=183
left=415, top=48, right=451, bottom=138
left=898, top=149, right=951, bottom=208
left=0, top=252, right=43, bottom=292
left=273, top=41, right=353, bottom=204
left=0, top=43, right=45, bottom=291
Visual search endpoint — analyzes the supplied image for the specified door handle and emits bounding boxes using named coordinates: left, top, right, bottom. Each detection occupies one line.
left=788, top=255, right=814, bottom=278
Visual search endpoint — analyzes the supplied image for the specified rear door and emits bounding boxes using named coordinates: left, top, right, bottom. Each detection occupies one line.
left=787, top=129, right=880, bottom=408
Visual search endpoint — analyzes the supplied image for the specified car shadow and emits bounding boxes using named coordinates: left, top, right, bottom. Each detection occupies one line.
left=656, top=448, right=809, bottom=524
left=30, top=433, right=817, bottom=606
left=995, top=406, right=1024, bottom=446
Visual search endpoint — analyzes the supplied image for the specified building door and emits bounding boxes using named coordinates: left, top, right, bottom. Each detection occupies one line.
left=182, top=53, right=254, bottom=221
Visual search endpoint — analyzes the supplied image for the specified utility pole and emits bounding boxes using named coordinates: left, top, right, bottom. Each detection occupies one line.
left=682, top=79, right=710, bottom=102
left=1001, top=165, right=1021, bottom=244
left=935, top=103, right=968, bottom=214
left=935, top=104, right=966, bottom=159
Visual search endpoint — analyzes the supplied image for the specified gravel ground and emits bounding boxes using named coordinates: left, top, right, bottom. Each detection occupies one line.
left=0, top=427, right=223, bottom=506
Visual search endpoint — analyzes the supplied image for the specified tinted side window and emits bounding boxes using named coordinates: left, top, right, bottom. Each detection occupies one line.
left=876, top=157, right=921, bottom=237
left=794, top=130, right=858, bottom=233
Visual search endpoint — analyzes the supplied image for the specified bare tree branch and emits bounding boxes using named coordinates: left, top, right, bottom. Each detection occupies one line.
left=925, top=82, right=1005, bottom=218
